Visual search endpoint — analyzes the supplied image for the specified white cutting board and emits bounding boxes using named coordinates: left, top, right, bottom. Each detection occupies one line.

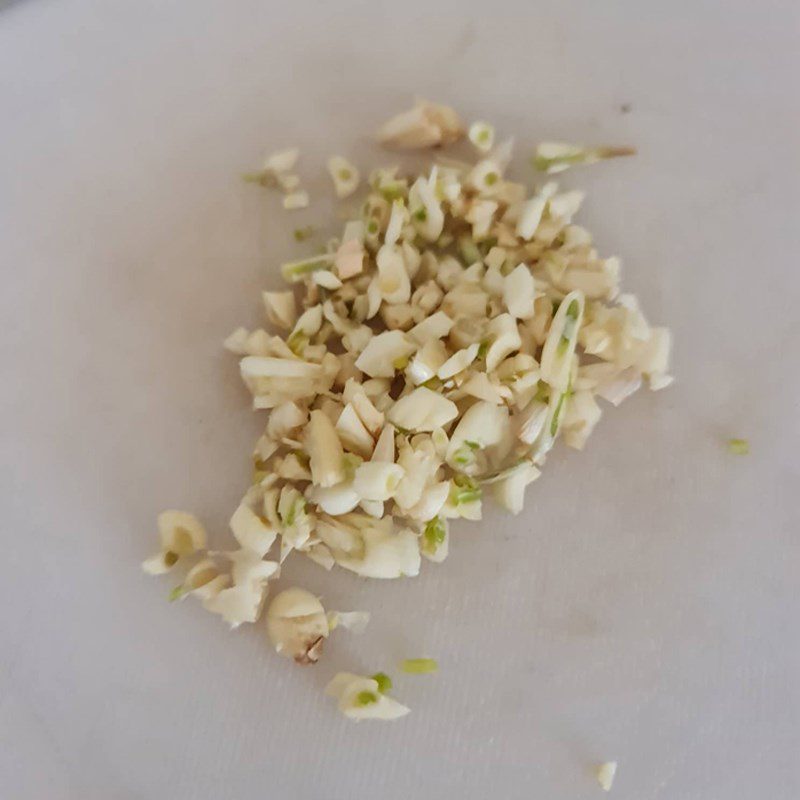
left=1, top=1, right=797, bottom=798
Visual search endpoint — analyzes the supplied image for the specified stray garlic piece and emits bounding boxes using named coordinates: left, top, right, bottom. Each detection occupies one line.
left=377, top=99, right=463, bottom=149
left=325, top=672, right=410, bottom=721
left=327, top=156, right=360, bottom=198
left=596, top=761, right=617, bottom=792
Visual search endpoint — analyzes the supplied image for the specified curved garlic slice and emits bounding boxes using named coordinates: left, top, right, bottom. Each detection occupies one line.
left=540, top=290, right=585, bottom=391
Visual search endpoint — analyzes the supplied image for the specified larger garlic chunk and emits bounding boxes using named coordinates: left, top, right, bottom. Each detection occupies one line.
left=266, top=587, right=330, bottom=664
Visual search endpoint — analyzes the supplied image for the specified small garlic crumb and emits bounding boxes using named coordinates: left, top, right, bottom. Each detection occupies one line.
left=327, top=156, right=360, bottom=198
left=468, top=121, right=495, bottom=153
left=597, top=761, right=617, bottom=792
left=282, top=190, right=309, bottom=210
left=727, top=438, right=749, bottom=455
left=400, top=657, right=438, bottom=674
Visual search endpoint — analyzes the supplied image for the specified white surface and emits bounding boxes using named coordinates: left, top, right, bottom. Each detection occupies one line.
left=1, top=1, right=798, bottom=798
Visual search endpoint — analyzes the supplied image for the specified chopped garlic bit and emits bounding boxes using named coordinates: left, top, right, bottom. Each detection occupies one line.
left=377, top=98, right=464, bottom=149
left=327, top=156, right=360, bottom=198
left=468, top=121, right=495, bottom=153
left=283, top=190, right=309, bottom=210
left=142, top=511, right=207, bottom=575
left=597, top=761, right=617, bottom=792
left=147, top=102, right=672, bottom=718
left=326, top=672, right=410, bottom=721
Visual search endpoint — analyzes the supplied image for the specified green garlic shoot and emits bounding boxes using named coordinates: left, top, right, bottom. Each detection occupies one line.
left=355, top=690, right=379, bottom=706
left=728, top=438, right=749, bottom=455
left=533, top=142, right=636, bottom=174
left=400, top=658, right=438, bottom=674
left=293, top=225, right=314, bottom=242
left=422, top=517, right=447, bottom=555
left=371, top=672, right=393, bottom=693
left=450, top=475, right=481, bottom=505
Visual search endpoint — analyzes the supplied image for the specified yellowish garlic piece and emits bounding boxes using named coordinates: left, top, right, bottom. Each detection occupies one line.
left=468, top=121, right=495, bottom=153
left=516, top=182, right=557, bottom=240
left=306, top=409, right=346, bottom=488
left=327, top=609, right=370, bottom=633
left=406, top=480, right=451, bottom=521
left=308, top=481, right=361, bottom=516
left=223, top=327, right=250, bottom=355
left=466, top=159, right=504, bottom=196
left=596, top=761, right=618, bottom=792
left=407, top=311, right=454, bottom=345
left=485, top=313, right=522, bottom=372
left=278, top=485, right=314, bottom=552
left=261, top=291, right=297, bottom=330
left=169, top=558, right=225, bottom=602
left=343, top=382, right=384, bottom=436
left=461, top=372, right=510, bottom=405
left=387, top=386, right=458, bottom=432
left=334, top=524, right=420, bottom=579
left=447, top=401, right=509, bottom=471
left=335, top=237, right=365, bottom=280
left=548, top=189, right=585, bottom=223
left=327, top=156, right=360, bottom=198
left=408, top=170, right=445, bottom=241
left=503, top=264, right=536, bottom=320
left=353, top=461, right=405, bottom=502
left=407, top=339, right=448, bottom=385
left=264, top=147, right=299, bottom=174
left=326, top=672, right=410, bottom=721
left=202, top=550, right=279, bottom=628
left=488, top=461, right=541, bottom=514
left=229, top=503, right=277, bottom=557
left=336, top=404, right=375, bottom=458
left=515, top=399, right=549, bottom=446
left=282, top=190, right=309, bottom=210
left=266, top=401, right=307, bottom=440
left=355, top=331, right=416, bottom=378
left=371, top=423, right=396, bottom=463
left=142, top=511, right=207, bottom=575
left=562, top=390, right=602, bottom=450
left=465, top=199, right=498, bottom=239
left=312, top=270, right=342, bottom=290
left=437, top=343, right=479, bottom=380
left=266, top=587, right=330, bottom=664
left=384, top=199, right=409, bottom=246
left=534, top=141, right=635, bottom=173
left=376, top=244, right=411, bottom=304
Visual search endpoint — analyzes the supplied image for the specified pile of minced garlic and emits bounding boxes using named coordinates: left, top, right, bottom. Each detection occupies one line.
left=143, top=99, right=672, bottom=727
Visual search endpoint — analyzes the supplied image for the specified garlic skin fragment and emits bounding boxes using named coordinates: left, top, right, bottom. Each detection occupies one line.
left=325, top=672, right=410, bottom=721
